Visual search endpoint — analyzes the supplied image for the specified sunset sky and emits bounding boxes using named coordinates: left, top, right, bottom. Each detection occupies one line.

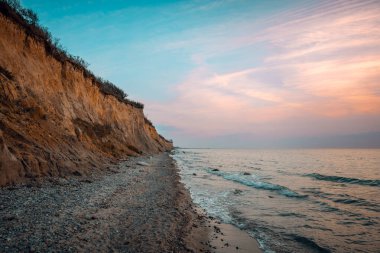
left=23, top=0, right=380, bottom=148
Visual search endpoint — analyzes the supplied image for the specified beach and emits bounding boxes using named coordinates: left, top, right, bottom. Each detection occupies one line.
left=1, top=1, right=378, bottom=252
left=0, top=153, right=261, bottom=252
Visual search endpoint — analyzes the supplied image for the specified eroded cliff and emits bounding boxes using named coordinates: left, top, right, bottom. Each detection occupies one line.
left=0, top=11, right=172, bottom=186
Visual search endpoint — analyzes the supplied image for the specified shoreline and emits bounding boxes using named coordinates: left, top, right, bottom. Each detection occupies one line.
left=185, top=206, right=262, bottom=253
left=0, top=153, right=261, bottom=252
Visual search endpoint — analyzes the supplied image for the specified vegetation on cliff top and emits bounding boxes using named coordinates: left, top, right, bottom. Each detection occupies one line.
left=0, top=0, right=144, bottom=109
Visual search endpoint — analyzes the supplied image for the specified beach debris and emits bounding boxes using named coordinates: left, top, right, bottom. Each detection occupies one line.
left=137, top=161, right=150, bottom=166
left=233, top=189, right=243, bottom=195
left=107, top=167, right=119, bottom=173
left=243, top=172, right=251, bottom=175
left=213, top=225, right=221, bottom=233
left=84, top=214, right=97, bottom=220
left=3, top=214, right=16, bottom=221
left=80, top=179, right=93, bottom=184
left=50, top=178, right=69, bottom=186
left=73, top=170, right=82, bottom=176
left=250, top=167, right=261, bottom=170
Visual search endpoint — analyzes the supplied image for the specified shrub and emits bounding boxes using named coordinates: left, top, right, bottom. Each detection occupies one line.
left=126, top=99, right=144, bottom=109
left=20, top=7, right=38, bottom=25
left=159, top=134, right=173, bottom=143
left=144, top=116, right=153, bottom=126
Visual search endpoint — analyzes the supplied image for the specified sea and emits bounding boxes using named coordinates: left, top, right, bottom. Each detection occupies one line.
left=172, top=148, right=380, bottom=253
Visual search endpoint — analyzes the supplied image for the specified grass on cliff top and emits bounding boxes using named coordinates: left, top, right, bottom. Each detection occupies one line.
left=0, top=0, right=144, bottom=109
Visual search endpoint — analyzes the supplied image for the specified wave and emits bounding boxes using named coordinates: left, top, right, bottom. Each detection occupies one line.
left=278, top=212, right=307, bottom=218
left=303, top=189, right=380, bottom=212
left=292, top=235, right=331, bottom=253
left=207, top=169, right=307, bottom=198
left=305, top=173, right=380, bottom=187
left=331, top=197, right=380, bottom=212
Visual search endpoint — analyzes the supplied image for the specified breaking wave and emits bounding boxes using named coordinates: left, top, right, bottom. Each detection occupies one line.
left=306, top=173, right=380, bottom=187
left=207, top=169, right=307, bottom=198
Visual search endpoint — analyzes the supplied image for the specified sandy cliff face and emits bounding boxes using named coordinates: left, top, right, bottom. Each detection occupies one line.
left=0, top=14, right=172, bottom=186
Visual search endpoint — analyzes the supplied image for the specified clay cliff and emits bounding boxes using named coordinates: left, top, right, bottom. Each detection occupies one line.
left=0, top=5, right=173, bottom=186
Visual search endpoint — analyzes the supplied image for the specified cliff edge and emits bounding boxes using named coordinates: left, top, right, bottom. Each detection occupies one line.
left=0, top=4, right=173, bottom=186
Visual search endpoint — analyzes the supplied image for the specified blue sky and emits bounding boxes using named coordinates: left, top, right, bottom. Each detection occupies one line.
left=21, top=0, right=380, bottom=148
left=22, top=0, right=295, bottom=100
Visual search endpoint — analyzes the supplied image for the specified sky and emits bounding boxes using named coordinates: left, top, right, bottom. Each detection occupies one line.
left=22, top=0, right=380, bottom=148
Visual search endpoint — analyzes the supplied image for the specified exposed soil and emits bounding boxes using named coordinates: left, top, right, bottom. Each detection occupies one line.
left=0, top=12, right=172, bottom=186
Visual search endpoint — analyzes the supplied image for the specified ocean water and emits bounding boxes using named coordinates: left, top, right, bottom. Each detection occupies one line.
left=172, top=149, right=380, bottom=253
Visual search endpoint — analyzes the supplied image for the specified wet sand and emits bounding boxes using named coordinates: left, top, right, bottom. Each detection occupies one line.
left=0, top=153, right=261, bottom=252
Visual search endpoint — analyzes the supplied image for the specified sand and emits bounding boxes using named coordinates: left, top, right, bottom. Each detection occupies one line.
left=0, top=153, right=261, bottom=252
left=185, top=207, right=262, bottom=253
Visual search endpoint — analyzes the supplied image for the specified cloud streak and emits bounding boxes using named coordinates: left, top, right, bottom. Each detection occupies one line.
left=145, top=0, right=380, bottom=146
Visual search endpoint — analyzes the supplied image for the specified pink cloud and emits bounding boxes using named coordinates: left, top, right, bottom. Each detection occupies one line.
left=145, top=0, right=380, bottom=143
